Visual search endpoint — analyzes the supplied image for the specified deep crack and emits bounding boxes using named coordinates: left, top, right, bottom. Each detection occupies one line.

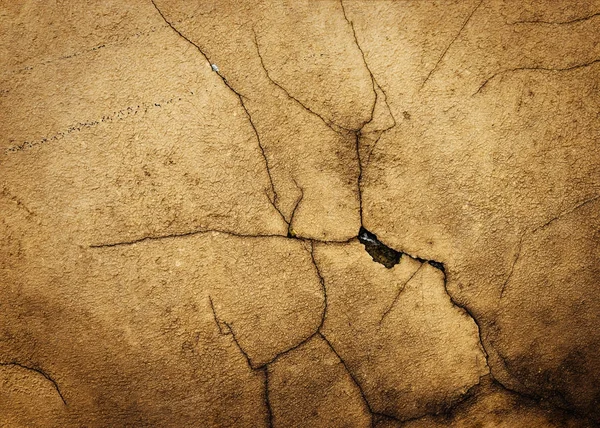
left=358, top=227, right=402, bottom=268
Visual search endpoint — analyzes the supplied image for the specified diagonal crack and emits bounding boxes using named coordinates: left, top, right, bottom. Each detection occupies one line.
left=420, top=0, right=484, bottom=91
left=0, top=361, right=67, bottom=405
left=378, top=264, right=423, bottom=326
left=252, top=29, right=351, bottom=136
left=474, top=59, right=600, bottom=95
left=500, top=194, right=599, bottom=298
left=318, top=331, right=401, bottom=426
left=150, top=0, right=286, bottom=226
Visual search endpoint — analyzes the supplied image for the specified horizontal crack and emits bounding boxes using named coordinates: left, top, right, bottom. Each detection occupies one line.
left=474, top=58, right=600, bottom=94
left=509, top=12, right=600, bottom=25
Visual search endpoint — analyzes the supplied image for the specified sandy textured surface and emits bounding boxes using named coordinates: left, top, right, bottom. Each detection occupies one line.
left=1, top=0, right=599, bottom=426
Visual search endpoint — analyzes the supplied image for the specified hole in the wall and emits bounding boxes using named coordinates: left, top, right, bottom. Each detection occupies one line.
left=358, top=227, right=402, bottom=268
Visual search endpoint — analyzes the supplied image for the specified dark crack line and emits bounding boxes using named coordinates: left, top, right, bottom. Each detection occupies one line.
left=318, top=332, right=400, bottom=427
left=474, top=58, right=600, bottom=95
left=363, top=88, right=398, bottom=168
left=500, top=236, right=523, bottom=298
left=0, top=362, right=67, bottom=405
left=533, top=193, right=600, bottom=234
left=339, top=0, right=398, bottom=227
left=439, top=270, right=491, bottom=373
left=89, top=229, right=286, bottom=248
left=222, top=321, right=255, bottom=370
left=286, top=179, right=304, bottom=238
left=208, top=295, right=228, bottom=335
left=510, top=12, right=600, bottom=25
left=340, top=0, right=378, bottom=129
left=420, top=0, right=484, bottom=90
left=378, top=264, right=423, bottom=326
left=500, top=194, right=600, bottom=298
left=150, top=0, right=286, bottom=225
left=252, top=29, right=351, bottom=136
left=262, top=367, right=274, bottom=428
left=209, top=296, right=274, bottom=427
left=89, top=230, right=360, bottom=249
left=355, top=132, right=365, bottom=224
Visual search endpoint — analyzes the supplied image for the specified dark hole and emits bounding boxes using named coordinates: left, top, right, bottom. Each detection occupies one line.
left=357, top=227, right=402, bottom=269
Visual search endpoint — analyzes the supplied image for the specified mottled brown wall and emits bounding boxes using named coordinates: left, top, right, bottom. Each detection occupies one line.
left=1, top=0, right=599, bottom=427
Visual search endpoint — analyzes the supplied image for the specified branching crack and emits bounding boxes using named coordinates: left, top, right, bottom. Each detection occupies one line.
left=252, top=29, right=350, bottom=136
left=0, top=361, right=67, bottom=405
left=150, top=0, right=286, bottom=226
left=474, top=59, right=600, bottom=95
left=420, top=0, right=484, bottom=90
left=339, top=0, right=397, bottom=227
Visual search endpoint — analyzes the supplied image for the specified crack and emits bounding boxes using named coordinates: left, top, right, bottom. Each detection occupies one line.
left=420, top=0, right=484, bottom=91
left=262, top=367, right=274, bottom=428
left=89, top=229, right=360, bottom=249
left=252, top=29, right=351, bottom=136
left=203, top=240, right=328, bottom=372
left=89, top=229, right=286, bottom=248
left=208, top=296, right=273, bottom=426
left=286, top=179, right=304, bottom=238
left=532, top=194, right=600, bottom=234
left=474, top=58, right=600, bottom=95
left=0, top=361, right=67, bottom=405
left=339, top=0, right=398, bottom=227
left=358, top=227, right=402, bottom=268
left=150, top=0, right=286, bottom=226
left=318, top=331, right=400, bottom=427
left=500, top=194, right=599, bottom=298
left=509, top=12, right=600, bottom=25
left=499, top=236, right=523, bottom=298
left=378, top=264, right=423, bottom=326
left=340, top=0, right=378, bottom=130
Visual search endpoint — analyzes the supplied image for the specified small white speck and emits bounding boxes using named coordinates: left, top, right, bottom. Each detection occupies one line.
left=211, top=64, right=219, bottom=72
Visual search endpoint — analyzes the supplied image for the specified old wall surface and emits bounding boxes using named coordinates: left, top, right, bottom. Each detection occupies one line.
left=1, top=0, right=599, bottom=426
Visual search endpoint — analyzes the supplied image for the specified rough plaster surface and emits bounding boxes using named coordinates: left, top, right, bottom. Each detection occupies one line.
left=1, top=0, right=599, bottom=426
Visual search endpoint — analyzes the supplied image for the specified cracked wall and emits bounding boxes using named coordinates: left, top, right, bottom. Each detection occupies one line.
left=1, top=0, right=599, bottom=426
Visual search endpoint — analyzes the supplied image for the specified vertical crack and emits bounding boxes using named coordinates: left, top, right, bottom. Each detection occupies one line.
left=149, top=0, right=286, bottom=225
left=340, top=0, right=397, bottom=228
left=0, top=362, right=67, bottom=405
left=262, top=367, right=274, bottom=428
left=286, top=179, right=304, bottom=238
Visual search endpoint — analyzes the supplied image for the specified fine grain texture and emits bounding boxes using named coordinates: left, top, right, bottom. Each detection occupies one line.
left=1, top=0, right=599, bottom=426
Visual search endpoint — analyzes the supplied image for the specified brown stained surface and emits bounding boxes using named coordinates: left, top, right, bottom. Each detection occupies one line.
left=0, top=0, right=599, bottom=427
